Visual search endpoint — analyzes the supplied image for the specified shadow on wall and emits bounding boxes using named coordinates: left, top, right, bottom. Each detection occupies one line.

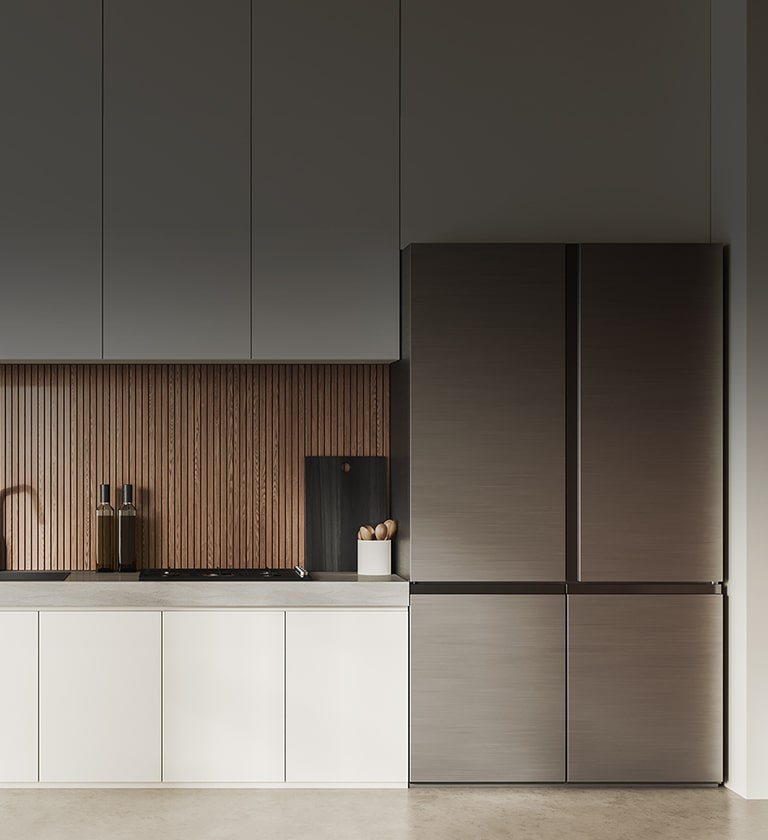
left=0, top=485, right=42, bottom=571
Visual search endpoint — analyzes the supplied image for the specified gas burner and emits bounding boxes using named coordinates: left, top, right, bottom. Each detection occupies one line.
left=139, top=567, right=310, bottom=581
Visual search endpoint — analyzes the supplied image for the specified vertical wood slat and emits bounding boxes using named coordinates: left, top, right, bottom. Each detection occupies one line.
left=0, top=364, right=389, bottom=570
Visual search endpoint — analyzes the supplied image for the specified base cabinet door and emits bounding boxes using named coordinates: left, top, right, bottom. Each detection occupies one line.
left=163, top=610, right=285, bottom=782
left=285, top=610, right=408, bottom=784
left=568, top=594, right=723, bottom=783
left=410, top=594, right=566, bottom=782
left=0, top=612, right=38, bottom=782
left=39, top=611, right=161, bottom=783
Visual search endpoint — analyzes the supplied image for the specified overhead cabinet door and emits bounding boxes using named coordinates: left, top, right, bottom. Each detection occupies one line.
left=0, top=1, right=101, bottom=360
left=103, top=0, right=251, bottom=360
left=251, top=0, right=399, bottom=361
left=405, top=244, right=566, bottom=582
left=579, top=244, right=723, bottom=582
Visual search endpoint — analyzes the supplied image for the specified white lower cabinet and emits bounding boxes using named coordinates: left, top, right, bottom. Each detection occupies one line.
left=285, top=609, right=408, bottom=784
left=162, top=610, right=285, bottom=782
left=0, top=612, right=38, bottom=783
left=39, top=611, right=161, bottom=783
left=27, top=606, right=406, bottom=786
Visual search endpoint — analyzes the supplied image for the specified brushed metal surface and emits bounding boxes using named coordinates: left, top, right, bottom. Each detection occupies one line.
left=410, top=594, right=565, bottom=782
left=579, top=244, right=723, bottom=582
left=568, top=594, right=723, bottom=782
left=408, top=244, right=566, bottom=581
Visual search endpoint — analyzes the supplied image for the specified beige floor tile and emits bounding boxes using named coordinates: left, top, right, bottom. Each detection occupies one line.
left=1, top=787, right=768, bottom=840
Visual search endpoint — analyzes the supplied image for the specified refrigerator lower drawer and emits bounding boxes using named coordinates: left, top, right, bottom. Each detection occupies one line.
left=410, top=593, right=565, bottom=782
left=567, top=594, right=723, bottom=783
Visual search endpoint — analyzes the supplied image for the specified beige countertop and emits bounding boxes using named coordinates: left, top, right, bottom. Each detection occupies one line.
left=0, top=571, right=409, bottom=609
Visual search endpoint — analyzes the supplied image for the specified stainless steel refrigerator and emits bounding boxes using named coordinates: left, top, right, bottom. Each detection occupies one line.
left=393, top=243, right=723, bottom=784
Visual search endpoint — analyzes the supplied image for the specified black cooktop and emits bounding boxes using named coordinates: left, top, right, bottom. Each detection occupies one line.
left=139, top=567, right=310, bottom=581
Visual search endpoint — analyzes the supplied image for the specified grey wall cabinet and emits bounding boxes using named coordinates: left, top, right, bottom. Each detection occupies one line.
left=0, top=1, right=102, bottom=361
left=393, top=244, right=566, bottom=582
left=103, top=0, right=251, bottom=361
left=401, top=0, right=710, bottom=243
left=579, top=245, right=723, bottom=582
left=251, top=0, right=399, bottom=362
left=410, top=593, right=565, bottom=782
left=568, top=593, right=723, bottom=783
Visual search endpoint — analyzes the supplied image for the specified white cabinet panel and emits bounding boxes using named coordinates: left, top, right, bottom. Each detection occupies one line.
left=285, top=610, right=408, bottom=784
left=39, top=611, right=161, bottom=783
left=163, top=610, right=285, bottom=782
left=0, top=612, right=38, bottom=782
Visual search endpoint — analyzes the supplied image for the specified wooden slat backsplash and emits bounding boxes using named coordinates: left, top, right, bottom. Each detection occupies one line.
left=0, top=364, right=389, bottom=570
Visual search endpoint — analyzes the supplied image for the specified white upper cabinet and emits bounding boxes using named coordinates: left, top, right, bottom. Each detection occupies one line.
left=0, top=1, right=102, bottom=361
left=102, top=0, right=252, bottom=360
left=251, top=0, right=400, bottom=362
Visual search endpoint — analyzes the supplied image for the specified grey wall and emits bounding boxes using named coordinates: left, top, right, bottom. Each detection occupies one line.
left=402, top=0, right=711, bottom=244
left=710, top=0, right=768, bottom=800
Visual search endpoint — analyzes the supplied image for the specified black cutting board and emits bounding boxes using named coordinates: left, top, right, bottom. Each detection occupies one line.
left=305, top=456, right=387, bottom=572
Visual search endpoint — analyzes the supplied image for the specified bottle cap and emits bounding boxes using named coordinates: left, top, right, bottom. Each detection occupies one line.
left=99, top=484, right=110, bottom=504
left=122, top=484, right=133, bottom=504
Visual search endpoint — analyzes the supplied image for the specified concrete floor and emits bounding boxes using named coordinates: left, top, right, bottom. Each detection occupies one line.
left=1, top=787, right=768, bottom=840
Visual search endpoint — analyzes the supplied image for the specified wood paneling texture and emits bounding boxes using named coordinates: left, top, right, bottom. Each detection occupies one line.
left=0, top=365, right=389, bottom=570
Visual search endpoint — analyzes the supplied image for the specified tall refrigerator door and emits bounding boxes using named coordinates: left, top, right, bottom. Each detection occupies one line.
left=579, top=244, right=723, bottom=582
left=410, top=594, right=565, bottom=782
left=407, top=244, right=566, bottom=582
left=568, top=594, right=723, bottom=783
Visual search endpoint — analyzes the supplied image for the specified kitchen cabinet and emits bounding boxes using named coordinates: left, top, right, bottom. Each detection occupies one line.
left=400, top=0, right=710, bottom=243
left=393, top=244, right=566, bottom=582
left=39, top=611, right=161, bottom=783
left=0, top=612, right=38, bottom=783
left=0, top=1, right=101, bottom=360
left=285, top=609, right=408, bottom=784
left=410, top=593, right=565, bottom=782
left=103, top=0, right=251, bottom=360
left=163, top=610, right=285, bottom=783
left=568, top=593, right=723, bottom=782
left=251, top=0, right=399, bottom=362
left=579, top=244, right=723, bottom=582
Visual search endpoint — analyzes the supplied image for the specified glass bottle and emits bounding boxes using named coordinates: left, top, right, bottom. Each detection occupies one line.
left=118, top=484, right=137, bottom=573
left=96, top=484, right=115, bottom=572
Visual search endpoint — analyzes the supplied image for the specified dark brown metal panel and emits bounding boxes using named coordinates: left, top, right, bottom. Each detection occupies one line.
left=410, top=594, right=565, bottom=782
left=568, top=594, right=723, bottom=783
left=579, top=244, right=723, bottom=582
left=408, top=244, right=566, bottom=582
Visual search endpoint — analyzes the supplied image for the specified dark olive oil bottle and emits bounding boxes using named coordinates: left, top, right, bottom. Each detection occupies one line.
left=96, top=484, right=116, bottom=572
left=118, top=484, right=137, bottom=573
